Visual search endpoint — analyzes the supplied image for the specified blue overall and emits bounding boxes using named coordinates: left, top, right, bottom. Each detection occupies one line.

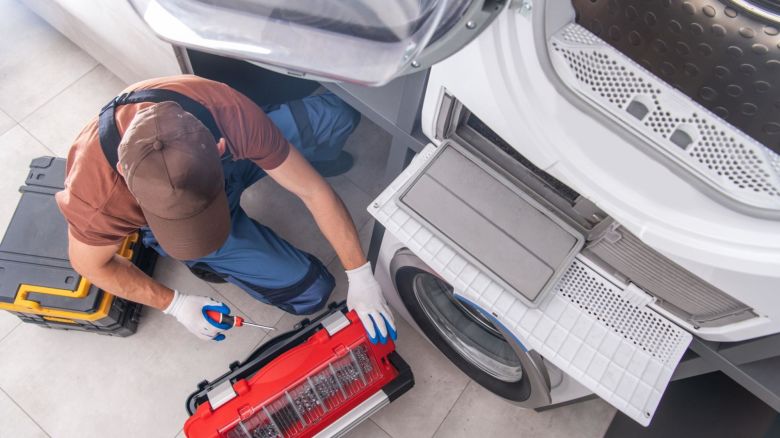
left=140, top=92, right=360, bottom=315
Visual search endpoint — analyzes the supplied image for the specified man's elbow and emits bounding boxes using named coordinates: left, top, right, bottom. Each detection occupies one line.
left=307, top=178, right=339, bottom=202
left=68, top=242, right=114, bottom=279
left=68, top=250, right=94, bottom=278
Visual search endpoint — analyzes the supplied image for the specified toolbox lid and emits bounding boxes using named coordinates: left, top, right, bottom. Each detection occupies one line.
left=26, top=156, right=66, bottom=191
left=0, top=157, right=100, bottom=313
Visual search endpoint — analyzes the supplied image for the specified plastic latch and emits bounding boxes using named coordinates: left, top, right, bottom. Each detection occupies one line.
left=603, top=223, right=623, bottom=244
left=321, top=311, right=351, bottom=336
left=207, top=380, right=237, bottom=410
left=621, top=283, right=655, bottom=308
left=333, top=344, right=348, bottom=357
left=238, top=405, right=254, bottom=421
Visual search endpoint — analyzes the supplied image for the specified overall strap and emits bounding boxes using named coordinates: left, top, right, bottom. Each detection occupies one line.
left=98, top=89, right=222, bottom=171
left=287, top=99, right=320, bottom=150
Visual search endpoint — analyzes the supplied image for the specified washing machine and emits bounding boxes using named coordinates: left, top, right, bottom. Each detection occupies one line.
left=374, top=226, right=592, bottom=408
left=130, top=0, right=780, bottom=426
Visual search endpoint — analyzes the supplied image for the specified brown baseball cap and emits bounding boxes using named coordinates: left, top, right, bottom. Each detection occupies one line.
left=118, top=101, right=229, bottom=260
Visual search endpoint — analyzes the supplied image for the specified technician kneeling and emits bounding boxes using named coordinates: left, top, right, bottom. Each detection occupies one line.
left=56, top=75, right=396, bottom=343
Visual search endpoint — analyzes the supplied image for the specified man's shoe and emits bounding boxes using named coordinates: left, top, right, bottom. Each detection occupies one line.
left=311, top=151, right=354, bottom=178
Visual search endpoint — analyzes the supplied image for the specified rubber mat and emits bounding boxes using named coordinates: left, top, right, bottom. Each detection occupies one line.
left=573, top=0, right=780, bottom=155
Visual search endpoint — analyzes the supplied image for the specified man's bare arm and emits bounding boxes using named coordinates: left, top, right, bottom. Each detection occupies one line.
left=68, top=230, right=174, bottom=310
left=264, top=147, right=365, bottom=270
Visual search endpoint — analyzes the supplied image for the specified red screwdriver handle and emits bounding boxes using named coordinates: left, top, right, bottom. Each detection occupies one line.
left=205, top=310, right=244, bottom=328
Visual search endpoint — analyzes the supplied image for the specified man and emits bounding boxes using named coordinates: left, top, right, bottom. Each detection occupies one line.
left=56, top=75, right=396, bottom=343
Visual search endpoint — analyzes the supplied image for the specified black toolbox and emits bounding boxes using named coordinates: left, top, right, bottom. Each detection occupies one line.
left=0, top=157, right=157, bottom=336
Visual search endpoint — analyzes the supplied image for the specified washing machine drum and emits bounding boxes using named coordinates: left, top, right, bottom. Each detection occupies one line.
left=735, top=0, right=780, bottom=18
left=128, top=0, right=504, bottom=86
left=390, top=249, right=552, bottom=406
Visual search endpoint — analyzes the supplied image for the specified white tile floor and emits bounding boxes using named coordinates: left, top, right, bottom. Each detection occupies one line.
left=0, top=1, right=616, bottom=437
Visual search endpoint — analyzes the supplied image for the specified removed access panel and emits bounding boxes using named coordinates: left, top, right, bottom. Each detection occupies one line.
left=397, top=143, right=584, bottom=305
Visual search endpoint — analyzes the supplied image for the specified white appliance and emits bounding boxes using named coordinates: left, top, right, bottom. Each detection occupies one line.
left=130, top=0, right=780, bottom=426
left=374, top=227, right=594, bottom=408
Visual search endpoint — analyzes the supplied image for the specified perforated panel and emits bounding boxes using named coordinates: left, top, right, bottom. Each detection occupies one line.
left=556, top=261, right=685, bottom=364
left=370, top=143, right=692, bottom=426
left=550, top=24, right=780, bottom=213
left=571, top=0, right=780, bottom=155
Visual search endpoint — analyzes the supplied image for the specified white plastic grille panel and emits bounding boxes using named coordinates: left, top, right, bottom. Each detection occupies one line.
left=550, top=24, right=780, bottom=211
left=370, top=144, right=692, bottom=426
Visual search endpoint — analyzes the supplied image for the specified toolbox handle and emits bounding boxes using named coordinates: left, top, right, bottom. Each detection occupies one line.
left=6, top=233, right=140, bottom=313
left=15, top=281, right=92, bottom=308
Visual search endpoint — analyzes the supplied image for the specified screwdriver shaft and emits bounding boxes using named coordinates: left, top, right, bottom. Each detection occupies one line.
left=242, top=321, right=275, bottom=330
left=205, top=310, right=275, bottom=331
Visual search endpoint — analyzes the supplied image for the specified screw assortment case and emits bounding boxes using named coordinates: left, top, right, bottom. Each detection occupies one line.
left=184, top=303, right=413, bottom=438
left=0, top=157, right=157, bottom=336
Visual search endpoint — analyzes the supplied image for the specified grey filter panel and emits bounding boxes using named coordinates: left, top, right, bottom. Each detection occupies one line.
left=587, top=226, right=756, bottom=327
left=400, top=145, right=583, bottom=303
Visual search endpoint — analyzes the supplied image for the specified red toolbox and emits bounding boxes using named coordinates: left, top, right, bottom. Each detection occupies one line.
left=184, top=303, right=413, bottom=438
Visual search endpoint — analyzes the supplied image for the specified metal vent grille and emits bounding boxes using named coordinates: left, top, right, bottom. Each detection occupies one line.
left=587, top=227, right=756, bottom=327
left=556, top=260, right=685, bottom=364
left=550, top=24, right=780, bottom=213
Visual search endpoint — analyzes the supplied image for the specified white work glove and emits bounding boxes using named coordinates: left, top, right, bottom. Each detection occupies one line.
left=346, top=262, right=397, bottom=344
left=163, top=290, right=231, bottom=341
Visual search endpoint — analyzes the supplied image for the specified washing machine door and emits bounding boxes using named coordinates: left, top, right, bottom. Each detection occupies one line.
left=127, top=0, right=505, bottom=85
left=390, top=248, right=552, bottom=407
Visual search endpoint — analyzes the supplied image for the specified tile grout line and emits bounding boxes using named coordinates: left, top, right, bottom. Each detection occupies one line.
left=203, top=281, right=286, bottom=328
left=340, top=173, right=379, bottom=209
left=0, top=320, right=22, bottom=346
left=251, top=334, right=270, bottom=352
left=0, top=109, right=15, bottom=137
left=370, top=418, right=394, bottom=438
left=17, top=63, right=101, bottom=126
left=0, top=385, right=53, bottom=438
left=17, top=124, right=59, bottom=158
left=13, top=63, right=105, bottom=157
left=429, top=380, right=472, bottom=438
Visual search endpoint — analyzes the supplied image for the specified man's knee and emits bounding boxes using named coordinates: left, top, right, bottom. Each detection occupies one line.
left=320, top=93, right=361, bottom=137
left=279, top=266, right=335, bottom=315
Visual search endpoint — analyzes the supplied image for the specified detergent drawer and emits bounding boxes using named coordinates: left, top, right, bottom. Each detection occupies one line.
left=369, top=142, right=692, bottom=426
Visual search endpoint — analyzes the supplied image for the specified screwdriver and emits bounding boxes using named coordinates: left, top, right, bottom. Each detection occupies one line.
left=205, top=310, right=275, bottom=331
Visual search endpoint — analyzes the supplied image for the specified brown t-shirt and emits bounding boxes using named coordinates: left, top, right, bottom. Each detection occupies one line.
left=56, top=75, right=290, bottom=246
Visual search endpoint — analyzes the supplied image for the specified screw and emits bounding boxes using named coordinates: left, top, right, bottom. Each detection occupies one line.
left=411, top=60, right=420, bottom=68
left=466, top=20, right=477, bottom=29
left=518, top=0, right=533, bottom=14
